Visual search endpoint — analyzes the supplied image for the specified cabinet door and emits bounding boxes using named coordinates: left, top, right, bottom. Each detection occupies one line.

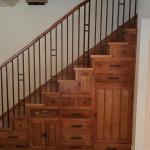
left=29, top=119, right=45, bottom=148
left=46, top=119, right=60, bottom=147
left=75, top=69, right=93, bottom=95
left=95, top=85, right=133, bottom=143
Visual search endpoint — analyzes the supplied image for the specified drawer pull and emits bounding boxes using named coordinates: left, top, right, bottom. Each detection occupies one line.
left=71, top=146, right=82, bottom=149
left=109, top=64, right=120, bottom=67
left=71, top=125, right=82, bottom=128
left=106, top=148, right=117, bottom=150
left=108, top=77, right=120, bottom=80
left=71, top=113, right=82, bottom=116
left=8, top=135, right=18, bottom=139
left=71, top=136, right=82, bottom=140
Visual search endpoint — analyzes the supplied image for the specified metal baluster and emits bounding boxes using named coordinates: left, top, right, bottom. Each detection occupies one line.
left=105, top=0, right=109, bottom=54
left=28, top=48, right=31, bottom=101
left=17, top=56, right=20, bottom=115
left=61, top=22, right=63, bottom=79
left=87, top=0, right=91, bottom=66
left=0, top=69, right=4, bottom=127
left=6, top=65, right=9, bottom=127
left=111, top=0, right=115, bottom=35
left=83, top=4, right=86, bottom=67
left=50, top=31, right=52, bottom=91
left=45, top=35, right=47, bottom=91
left=55, top=27, right=58, bottom=91
left=100, top=0, right=103, bottom=54
left=72, top=13, right=74, bottom=78
left=33, top=44, right=36, bottom=103
left=11, top=61, right=15, bottom=115
left=38, top=40, right=41, bottom=103
left=94, top=0, right=98, bottom=49
left=22, top=53, right=25, bottom=115
left=78, top=8, right=80, bottom=67
left=67, top=18, right=69, bottom=79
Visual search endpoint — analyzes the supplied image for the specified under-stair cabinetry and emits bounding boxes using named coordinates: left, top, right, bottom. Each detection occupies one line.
left=28, top=105, right=60, bottom=148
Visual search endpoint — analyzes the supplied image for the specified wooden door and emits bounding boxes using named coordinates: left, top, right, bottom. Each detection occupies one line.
left=46, top=119, right=60, bottom=147
left=95, top=85, right=133, bottom=143
left=75, top=68, right=93, bottom=95
left=29, top=119, right=45, bottom=148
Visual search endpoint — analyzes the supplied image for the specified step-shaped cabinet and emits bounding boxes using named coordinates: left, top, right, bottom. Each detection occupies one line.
left=95, top=84, right=133, bottom=143
left=75, top=68, right=93, bottom=95
left=27, top=105, right=60, bottom=148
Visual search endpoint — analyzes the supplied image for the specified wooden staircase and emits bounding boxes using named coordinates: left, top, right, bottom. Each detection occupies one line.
left=0, top=27, right=137, bottom=150
left=0, top=0, right=138, bottom=149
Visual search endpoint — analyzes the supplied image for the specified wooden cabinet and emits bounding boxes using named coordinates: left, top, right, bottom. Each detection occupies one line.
left=29, top=119, right=45, bottom=148
left=28, top=105, right=60, bottom=148
left=75, top=68, right=93, bottom=95
left=29, top=119, right=60, bottom=148
left=95, top=85, right=133, bottom=143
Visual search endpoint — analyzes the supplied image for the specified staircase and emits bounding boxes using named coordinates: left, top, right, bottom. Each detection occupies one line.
left=0, top=0, right=137, bottom=149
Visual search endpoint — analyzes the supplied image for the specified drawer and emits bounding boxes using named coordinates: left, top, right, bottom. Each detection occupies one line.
left=44, top=97, right=59, bottom=106
left=94, top=60, right=134, bottom=73
left=78, top=97, right=92, bottom=107
left=63, top=119, right=91, bottom=131
left=62, top=145, right=92, bottom=150
left=42, top=92, right=60, bottom=106
left=95, top=73, right=134, bottom=83
left=0, top=131, right=28, bottom=141
left=30, top=109, right=59, bottom=118
left=62, top=132, right=91, bottom=145
left=12, top=119, right=28, bottom=131
left=62, top=110, right=92, bottom=118
left=95, top=143, right=131, bottom=150
left=62, top=96, right=76, bottom=107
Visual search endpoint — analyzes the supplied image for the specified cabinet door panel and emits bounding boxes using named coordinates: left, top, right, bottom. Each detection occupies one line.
left=96, top=85, right=133, bottom=142
left=75, top=69, right=93, bottom=95
left=30, top=119, right=45, bottom=148
left=46, top=120, right=60, bottom=146
left=112, top=90, right=121, bottom=140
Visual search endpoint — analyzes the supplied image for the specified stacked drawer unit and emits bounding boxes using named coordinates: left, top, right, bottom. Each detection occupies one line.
left=0, top=117, right=29, bottom=148
left=58, top=68, right=94, bottom=149
left=92, top=57, right=135, bottom=84
left=91, top=53, right=135, bottom=150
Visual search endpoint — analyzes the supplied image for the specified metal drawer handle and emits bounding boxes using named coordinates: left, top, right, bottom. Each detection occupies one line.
left=71, top=125, right=82, bottom=128
left=71, top=146, right=82, bottom=149
left=8, top=135, right=18, bottom=139
left=108, top=77, right=120, bottom=80
left=106, top=147, right=117, bottom=150
left=109, top=64, right=121, bottom=67
left=71, top=136, right=82, bottom=140
left=71, top=113, right=82, bottom=116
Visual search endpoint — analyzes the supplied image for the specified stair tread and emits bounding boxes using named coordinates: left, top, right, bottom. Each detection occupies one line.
left=108, top=42, right=128, bottom=45
left=74, top=68, right=93, bottom=71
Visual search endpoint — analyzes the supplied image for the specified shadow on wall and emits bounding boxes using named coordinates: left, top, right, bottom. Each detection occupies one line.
left=0, top=0, right=20, bottom=7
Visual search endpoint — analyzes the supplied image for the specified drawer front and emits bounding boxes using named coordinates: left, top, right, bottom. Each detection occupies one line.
left=44, top=97, right=59, bottom=106
left=62, top=110, right=91, bottom=118
left=30, top=109, right=59, bottom=118
left=62, top=132, right=91, bottom=145
left=62, top=97, right=76, bottom=107
left=95, top=73, right=134, bottom=83
left=95, top=60, right=134, bottom=73
left=62, top=145, right=92, bottom=150
left=13, top=120, right=28, bottom=131
left=78, top=97, right=92, bottom=107
left=95, top=143, right=131, bottom=150
left=63, top=119, right=91, bottom=131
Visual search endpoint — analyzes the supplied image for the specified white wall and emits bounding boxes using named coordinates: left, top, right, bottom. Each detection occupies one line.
left=0, top=0, right=83, bottom=64
left=132, top=0, right=150, bottom=149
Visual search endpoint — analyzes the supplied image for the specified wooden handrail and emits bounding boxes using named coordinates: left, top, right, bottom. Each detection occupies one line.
left=0, top=0, right=90, bottom=69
